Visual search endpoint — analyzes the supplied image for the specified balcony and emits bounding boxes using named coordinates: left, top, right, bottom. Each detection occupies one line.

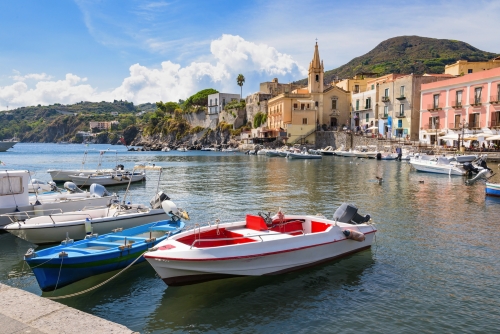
left=490, top=95, right=500, bottom=104
left=489, top=119, right=500, bottom=129
left=423, top=123, right=440, bottom=130
left=395, top=113, right=405, bottom=118
left=381, top=96, right=390, bottom=102
left=451, top=101, right=463, bottom=109
left=396, top=95, right=406, bottom=101
left=449, top=122, right=460, bottom=130
left=470, top=98, right=482, bottom=107
left=380, top=114, right=389, bottom=119
left=427, top=104, right=442, bottom=111
left=468, top=121, right=481, bottom=129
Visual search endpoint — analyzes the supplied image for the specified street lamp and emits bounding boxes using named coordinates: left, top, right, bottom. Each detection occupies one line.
left=434, top=118, right=439, bottom=147
left=460, top=119, right=469, bottom=150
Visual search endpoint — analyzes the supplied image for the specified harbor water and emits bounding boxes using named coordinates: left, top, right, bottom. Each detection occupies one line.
left=1, top=144, right=499, bottom=333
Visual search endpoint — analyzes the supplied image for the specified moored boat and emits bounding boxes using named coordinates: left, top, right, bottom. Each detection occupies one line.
left=0, top=138, right=18, bottom=152
left=70, top=171, right=146, bottom=186
left=24, top=201, right=188, bottom=291
left=486, top=182, right=500, bottom=197
left=144, top=203, right=376, bottom=286
left=409, top=155, right=466, bottom=175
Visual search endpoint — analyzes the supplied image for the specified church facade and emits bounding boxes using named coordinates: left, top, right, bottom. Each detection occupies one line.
left=267, top=43, right=350, bottom=144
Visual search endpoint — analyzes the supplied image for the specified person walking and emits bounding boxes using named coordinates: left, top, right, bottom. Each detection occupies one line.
left=396, top=146, right=402, bottom=161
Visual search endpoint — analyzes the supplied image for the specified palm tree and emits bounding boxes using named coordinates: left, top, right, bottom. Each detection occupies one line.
left=236, top=74, right=245, bottom=99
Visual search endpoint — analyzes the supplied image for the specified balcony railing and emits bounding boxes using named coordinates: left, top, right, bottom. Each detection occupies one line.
left=381, top=96, right=390, bottom=102
left=380, top=114, right=388, bottom=119
left=396, top=95, right=406, bottom=100
left=449, top=122, right=460, bottom=130
left=451, top=101, right=463, bottom=109
left=395, top=113, right=405, bottom=118
left=470, top=98, right=482, bottom=107
left=489, top=119, right=500, bottom=128
left=423, top=123, right=440, bottom=130
left=468, top=121, right=481, bottom=129
left=490, top=95, right=500, bottom=104
left=427, top=104, right=442, bottom=111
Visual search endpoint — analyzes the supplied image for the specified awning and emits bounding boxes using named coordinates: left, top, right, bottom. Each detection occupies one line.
left=439, top=134, right=459, bottom=140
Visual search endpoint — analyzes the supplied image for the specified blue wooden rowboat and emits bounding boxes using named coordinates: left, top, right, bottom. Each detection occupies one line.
left=24, top=218, right=185, bottom=291
left=486, top=182, right=500, bottom=197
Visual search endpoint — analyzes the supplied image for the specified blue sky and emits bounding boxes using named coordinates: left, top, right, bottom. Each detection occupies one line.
left=0, top=0, right=499, bottom=110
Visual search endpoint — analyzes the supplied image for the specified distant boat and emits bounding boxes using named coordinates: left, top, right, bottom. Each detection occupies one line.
left=486, top=183, right=500, bottom=197
left=0, top=138, right=19, bottom=152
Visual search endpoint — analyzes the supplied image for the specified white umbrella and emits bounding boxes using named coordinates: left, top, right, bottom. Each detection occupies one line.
left=439, top=133, right=460, bottom=140
left=367, top=126, right=378, bottom=130
left=485, top=135, right=500, bottom=141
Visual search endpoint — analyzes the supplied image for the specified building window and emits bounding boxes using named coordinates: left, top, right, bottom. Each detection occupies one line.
left=468, top=69, right=473, bottom=74
left=215, top=98, right=218, bottom=106
left=475, top=87, right=482, bottom=104
left=455, top=91, right=462, bottom=107
left=366, top=113, right=369, bottom=122
left=307, top=104, right=310, bottom=109
left=454, top=114, right=461, bottom=128
left=354, top=85, right=359, bottom=93
left=302, top=118, right=308, bottom=124
left=366, top=97, right=371, bottom=109
left=355, top=99, right=359, bottom=111
left=315, top=101, right=318, bottom=107
left=223, top=98, right=226, bottom=107
left=209, top=99, right=212, bottom=106
left=384, top=106, right=388, bottom=117
left=293, top=103, right=297, bottom=109
left=371, top=84, right=374, bottom=90
left=433, top=94, right=439, bottom=108
left=331, top=99, right=337, bottom=109
left=398, top=120, right=402, bottom=128
left=301, top=104, right=305, bottom=110
left=429, top=116, right=439, bottom=129
left=399, top=104, right=404, bottom=116
left=315, top=74, right=319, bottom=82
left=384, top=88, right=389, bottom=97
left=497, top=84, right=500, bottom=101
left=400, top=86, right=405, bottom=97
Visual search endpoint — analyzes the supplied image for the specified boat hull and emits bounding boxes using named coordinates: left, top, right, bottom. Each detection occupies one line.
left=70, top=173, right=145, bottom=186
left=410, top=161, right=465, bottom=175
left=0, top=141, right=17, bottom=152
left=486, top=183, right=500, bottom=197
left=287, top=153, right=322, bottom=159
left=5, top=210, right=167, bottom=244
left=48, top=169, right=114, bottom=182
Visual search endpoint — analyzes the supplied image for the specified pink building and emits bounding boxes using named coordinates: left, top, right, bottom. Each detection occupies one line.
left=420, top=67, right=500, bottom=146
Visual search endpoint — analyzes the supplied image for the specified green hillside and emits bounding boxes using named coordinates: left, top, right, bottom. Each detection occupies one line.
left=297, top=36, right=498, bottom=84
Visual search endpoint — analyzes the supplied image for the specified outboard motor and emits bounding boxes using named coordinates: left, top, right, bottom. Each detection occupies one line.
left=150, top=191, right=171, bottom=209
left=462, top=162, right=479, bottom=176
left=161, top=200, right=189, bottom=221
left=376, top=153, right=382, bottom=160
left=89, top=183, right=112, bottom=197
left=48, top=181, right=58, bottom=192
left=64, top=182, right=84, bottom=193
left=115, top=164, right=125, bottom=171
left=333, top=203, right=371, bottom=224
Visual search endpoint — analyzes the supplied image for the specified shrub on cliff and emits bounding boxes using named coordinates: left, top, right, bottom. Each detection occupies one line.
left=183, top=88, right=218, bottom=111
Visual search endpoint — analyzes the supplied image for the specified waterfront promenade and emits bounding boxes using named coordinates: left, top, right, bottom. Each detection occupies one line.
left=0, top=283, right=135, bottom=334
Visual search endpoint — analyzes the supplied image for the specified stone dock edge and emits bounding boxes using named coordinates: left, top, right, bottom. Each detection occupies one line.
left=0, top=283, right=137, bottom=334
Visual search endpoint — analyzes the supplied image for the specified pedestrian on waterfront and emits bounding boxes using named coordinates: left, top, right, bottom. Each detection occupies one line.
left=396, top=146, right=402, bottom=161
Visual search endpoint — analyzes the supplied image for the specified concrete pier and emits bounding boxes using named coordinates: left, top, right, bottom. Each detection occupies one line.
left=0, top=283, right=136, bottom=334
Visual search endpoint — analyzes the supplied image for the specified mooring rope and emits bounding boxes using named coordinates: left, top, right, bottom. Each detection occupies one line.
left=45, top=250, right=147, bottom=300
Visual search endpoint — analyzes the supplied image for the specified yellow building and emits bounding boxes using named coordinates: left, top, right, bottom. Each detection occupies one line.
left=335, top=73, right=377, bottom=94
left=445, top=57, right=500, bottom=76
left=267, top=43, right=351, bottom=144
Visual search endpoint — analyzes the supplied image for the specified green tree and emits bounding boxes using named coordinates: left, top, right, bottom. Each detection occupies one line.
left=156, top=101, right=179, bottom=114
left=237, top=74, right=245, bottom=99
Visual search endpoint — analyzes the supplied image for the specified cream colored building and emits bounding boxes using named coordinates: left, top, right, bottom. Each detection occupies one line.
left=267, top=43, right=350, bottom=144
left=335, top=73, right=377, bottom=94
left=445, top=57, right=500, bottom=76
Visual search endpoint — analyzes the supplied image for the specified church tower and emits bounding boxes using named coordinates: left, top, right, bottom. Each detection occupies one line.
left=308, top=42, right=324, bottom=94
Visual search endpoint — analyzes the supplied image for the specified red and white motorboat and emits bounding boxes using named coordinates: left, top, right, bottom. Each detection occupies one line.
left=144, top=203, right=376, bottom=286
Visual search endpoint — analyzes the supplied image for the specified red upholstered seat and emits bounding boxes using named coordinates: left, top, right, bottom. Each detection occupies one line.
left=246, top=215, right=268, bottom=231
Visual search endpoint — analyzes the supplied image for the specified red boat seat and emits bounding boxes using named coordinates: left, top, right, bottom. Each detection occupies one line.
left=246, top=214, right=268, bottom=231
left=270, top=220, right=304, bottom=235
left=311, top=221, right=330, bottom=233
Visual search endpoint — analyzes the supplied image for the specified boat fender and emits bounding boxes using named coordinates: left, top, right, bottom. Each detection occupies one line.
left=24, top=248, right=37, bottom=259
left=343, top=229, right=365, bottom=242
left=59, top=251, right=68, bottom=258
left=84, top=218, right=92, bottom=235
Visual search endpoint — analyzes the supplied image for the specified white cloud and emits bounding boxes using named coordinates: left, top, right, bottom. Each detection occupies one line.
left=10, top=71, right=54, bottom=82
left=0, top=35, right=306, bottom=109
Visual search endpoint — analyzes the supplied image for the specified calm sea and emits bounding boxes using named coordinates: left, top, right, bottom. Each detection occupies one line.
left=1, top=143, right=499, bottom=333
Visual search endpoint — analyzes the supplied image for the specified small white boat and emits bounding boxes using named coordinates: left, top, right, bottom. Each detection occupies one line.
left=0, top=170, right=118, bottom=228
left=410, top=155, right=466, bottom=175
left=287, top=147, right=322, bottom=159
left=177, top=146, right=188, bottom=152
left=222, top=147, right=239, bottom=152
left=265, top=149, right=281, bottom=157
left=161, top=147, right=171, bottom=152
left=0, top=138, right=18, bottom=152
left=3, top=191, right=176, bottom=244
left=28, top=179, right=56, bottom=193
left=70, top=171, right=146, bottom=186
left=48, top=150, right=117, bottom=182
left=144, top=203, right=376, bottom=286
left=318, top=146, right=336, bottom=156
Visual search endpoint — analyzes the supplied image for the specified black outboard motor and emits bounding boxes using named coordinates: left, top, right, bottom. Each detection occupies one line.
left=463, top=162, right=479, bottom=176
left=376, top=153, right=382, bottom=160
left=333, top=203, right=371, bottom=224
left=150, top=191, right=171, bottom=209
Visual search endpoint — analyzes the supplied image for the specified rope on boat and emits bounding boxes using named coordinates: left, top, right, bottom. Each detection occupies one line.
left=45, top=250, right=147, bottom=300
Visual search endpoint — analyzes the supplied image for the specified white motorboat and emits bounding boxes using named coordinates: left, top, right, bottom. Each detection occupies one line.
left=265, top=149, right=281, bottom=157
left=28, top=179, right=56, bottom=193
left=222, top=147, right=239, bottom=152
left=318, top=146, right=336, bottom=156
left=70, top=171, right=146, bottom=186
left=144, top=203, right=376, bottom=286
left=48, top=150, right=117, bottom=182
left=410, top=155, right=466, bottom=175
left=287, top=147, right=322, bottom=159
left=177, top=146, right=188, bottom=152
left=0, top=170, right=118, bottom=228
left=0, top=138, right=18, bottom=152
left=3, top=192, right=175, bottom=244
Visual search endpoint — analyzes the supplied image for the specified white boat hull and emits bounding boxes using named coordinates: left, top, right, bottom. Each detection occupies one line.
left=287, top=153, right=322, bottom=159
left=0, top=141, right=17, bottom=152
left=48, top=169, right=115, bottom=182
left=70, top=173, right=145, bottom=186
left=145, top=215, right=376, bottom=286
left=410, top=161, right=465, bottom=175
left=4, top=208, right=167, bottom=244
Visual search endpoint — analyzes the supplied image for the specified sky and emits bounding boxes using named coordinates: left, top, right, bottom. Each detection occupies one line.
left=0, top=0, right=499, bottom=110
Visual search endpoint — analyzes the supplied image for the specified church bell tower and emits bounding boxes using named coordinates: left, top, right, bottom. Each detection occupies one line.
left=308, top=42, right=324, bottom=94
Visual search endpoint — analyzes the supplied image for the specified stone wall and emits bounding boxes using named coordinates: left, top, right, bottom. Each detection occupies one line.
left=184, top=110, right=219, bottom=129
left=316, top=131, right=396, bottom=151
